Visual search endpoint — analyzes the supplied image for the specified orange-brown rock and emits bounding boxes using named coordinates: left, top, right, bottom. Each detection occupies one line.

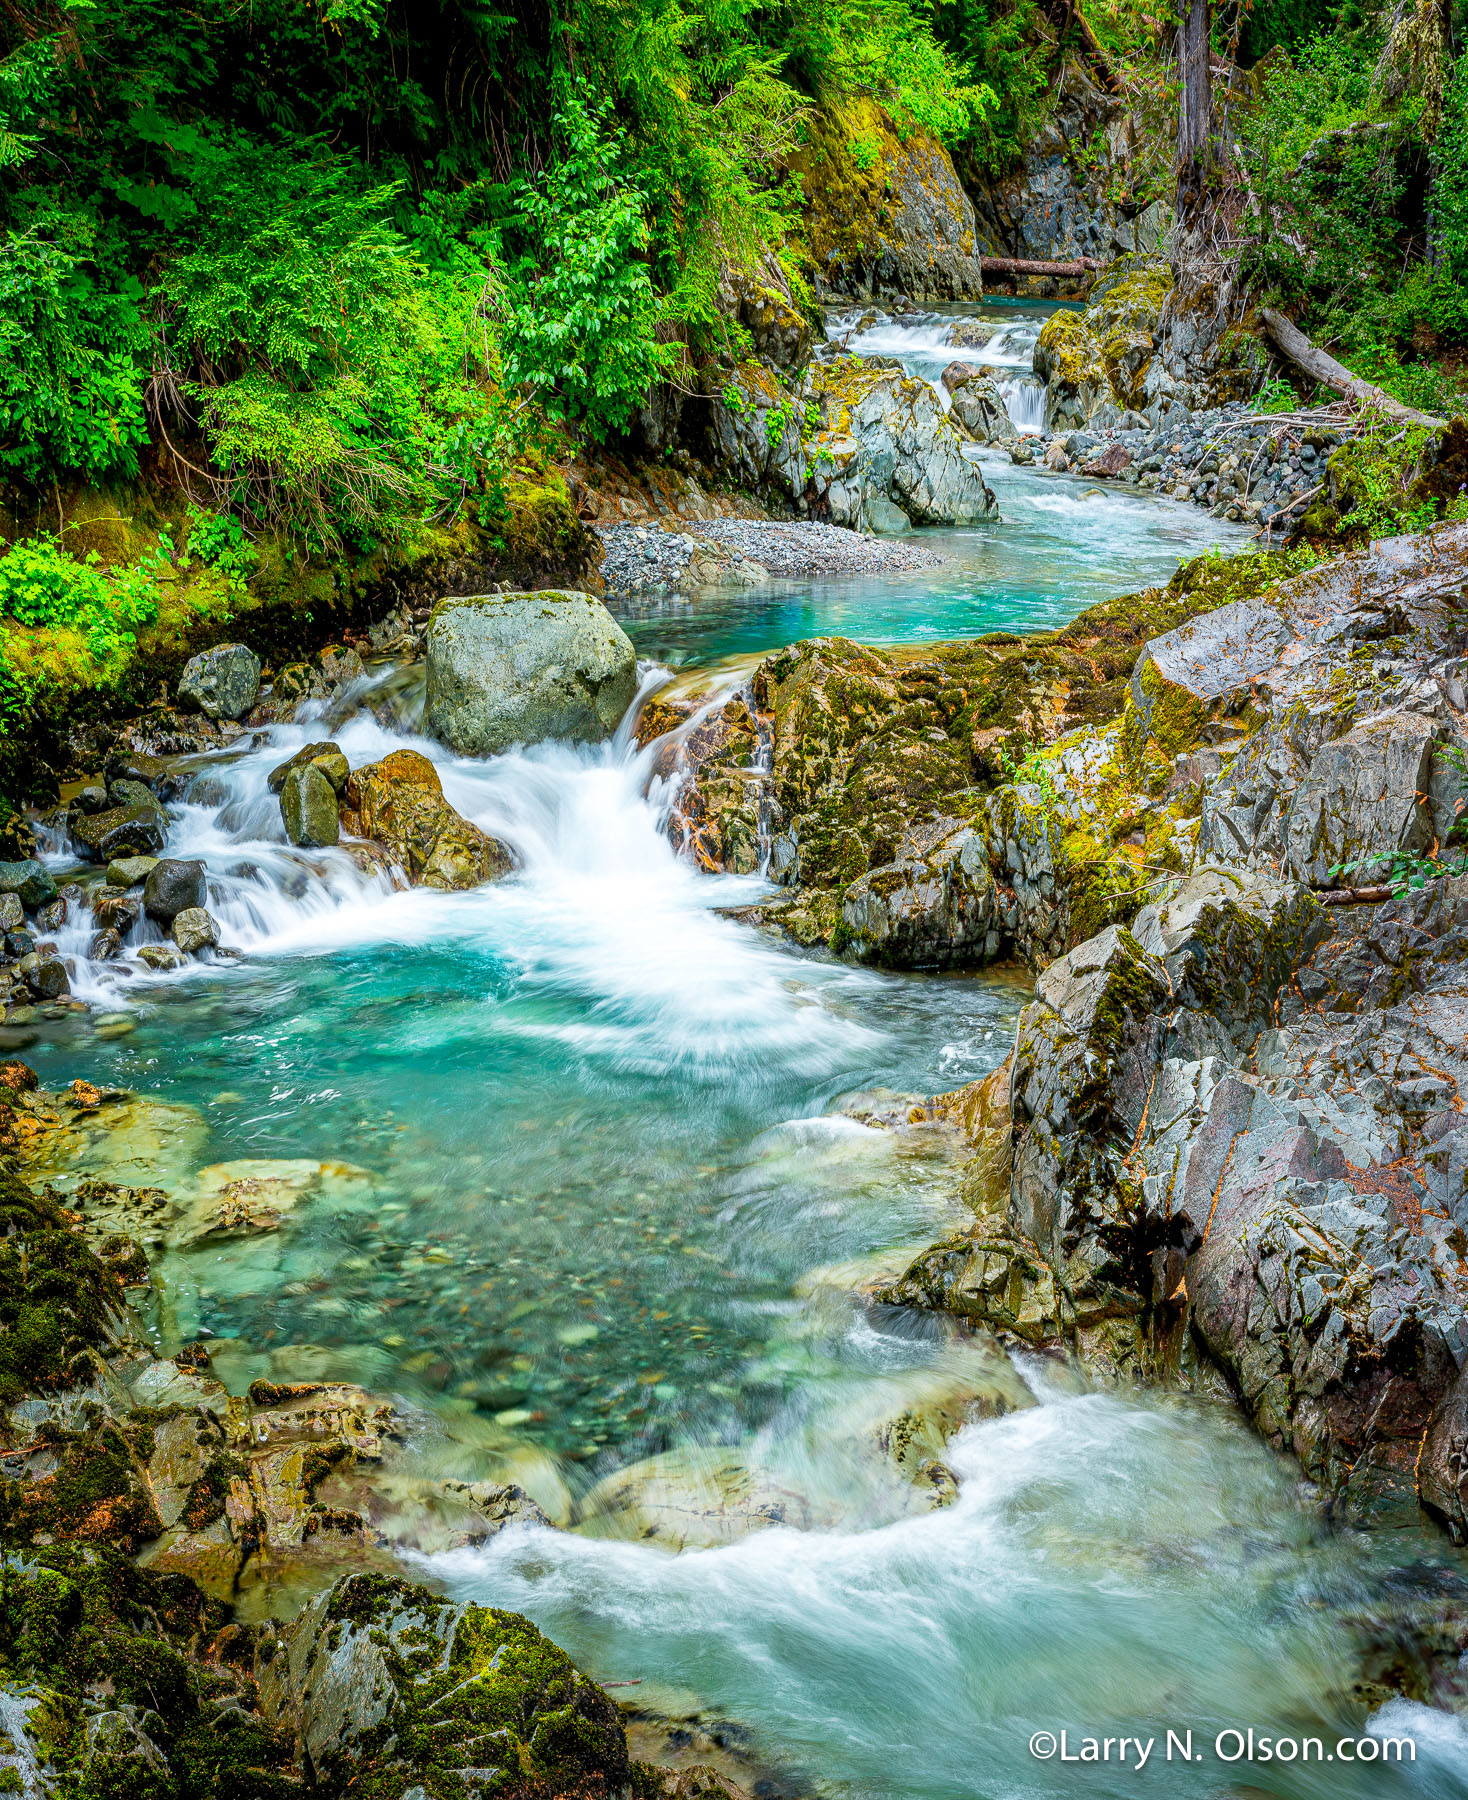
left=343, top=750, right=514, bottom=891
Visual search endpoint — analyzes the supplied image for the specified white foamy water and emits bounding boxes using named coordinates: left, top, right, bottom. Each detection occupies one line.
left=42, top=676, right=885, bottom=1081
left=827, top=303, right=1050, bottom=432
left=428, top=1385, right=1468, bottom=1800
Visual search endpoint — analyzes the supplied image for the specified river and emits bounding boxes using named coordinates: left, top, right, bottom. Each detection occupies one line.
left=20, top=306, right=1468, bottom=1797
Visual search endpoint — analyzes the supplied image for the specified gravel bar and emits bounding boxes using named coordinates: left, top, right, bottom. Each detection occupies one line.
left=595, top=520, right=946, bottom=600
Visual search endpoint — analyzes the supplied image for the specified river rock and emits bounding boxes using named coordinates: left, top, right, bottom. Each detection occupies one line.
left=280, top=763, right=341, bottom=848
left=0, top=893, right=22, bottom=932
left=254, top=1573, right=629, bottom=1797
left=947, top=373, right=1019, bottom=445
left=317, top=643, right=366, bottom=691
left=344, top=749, right=513, bottom=889
left=0, top=859, right=54, bottom=911
left=67, top=799, right=168, bottom=864
left=574, top=1446, right=819, bottom=1550
left=19, top=954, right=69, bottom=999
left=104, top=749, right=186, bottom=800
left=143, top=858, right=207, bottom=922
left=106, top=855, right=159, bottom=889
left=175, top=642, right=261, bottom=720
left=268, top=741, right=349, bottom=795
left=170, top=906, right=219, bottom=954
left=425, top=591, right=639, bottom=755
left=137, top=945, right=184, bottom=971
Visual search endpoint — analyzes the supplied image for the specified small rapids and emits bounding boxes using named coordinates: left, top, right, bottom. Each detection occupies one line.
left=18, top=315, right=1468, bottom=1796
left=827, top=300, right=1052, bottom=431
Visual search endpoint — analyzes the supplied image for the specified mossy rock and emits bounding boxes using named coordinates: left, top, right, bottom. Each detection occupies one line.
left=0, top=1164, right=127, bottom=1405
left=259, top=1571, right=629, bottom=1800
left=0, top=1547, right=293, bottom=1799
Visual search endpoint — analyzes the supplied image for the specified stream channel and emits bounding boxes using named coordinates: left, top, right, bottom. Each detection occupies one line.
left=22, top=301, right=1468, bottom=1797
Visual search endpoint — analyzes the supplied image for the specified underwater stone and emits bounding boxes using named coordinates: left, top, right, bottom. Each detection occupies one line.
left=425, top=590, right=638, bottom=755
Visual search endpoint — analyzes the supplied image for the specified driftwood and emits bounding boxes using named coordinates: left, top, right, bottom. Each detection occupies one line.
left=982, top=256, right=1099, bottom=278
left=1261, top=308, right=1446, bottom=429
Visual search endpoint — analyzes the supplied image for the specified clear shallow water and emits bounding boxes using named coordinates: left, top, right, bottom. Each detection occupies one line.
left=616, top=301, right=1245, bottom=670
left=17, top=328, right=1466, bottom=1795
left=31, top=708, right=1028, bottom=1469
left=618, top=472, right=1243, bottom=670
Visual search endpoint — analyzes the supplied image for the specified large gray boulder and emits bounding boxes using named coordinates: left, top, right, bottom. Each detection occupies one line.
left=425, top=591, right=638, bottom=755
left=176, top=642, right=261, bottom=720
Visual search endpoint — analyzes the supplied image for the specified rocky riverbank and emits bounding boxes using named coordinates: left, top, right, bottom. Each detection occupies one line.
left=667, top=519, right=1468, bottom=1569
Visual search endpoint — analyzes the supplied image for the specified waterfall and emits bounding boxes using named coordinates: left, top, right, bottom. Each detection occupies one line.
left=827, top=305, right=1050, bottom=431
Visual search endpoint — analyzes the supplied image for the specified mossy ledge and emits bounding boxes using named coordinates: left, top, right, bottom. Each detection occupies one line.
left=671, top=544, right=1309, bottom=968
left=0, top=465, right=599, bottom=818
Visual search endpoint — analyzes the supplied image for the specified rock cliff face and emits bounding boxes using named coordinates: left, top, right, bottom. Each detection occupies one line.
left=792, top=96, right=986, bottom=301
left=967, top=59, right=1164, bottom=268
left=1033, top=260, right=1267, bottom=431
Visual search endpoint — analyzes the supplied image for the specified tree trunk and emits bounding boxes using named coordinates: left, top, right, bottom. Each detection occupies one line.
left=1176, top=0, right=1213, bottom=216
left=1260, top=308, right=1446, bottom=427
left=980, top=256, right=1098, bottom=277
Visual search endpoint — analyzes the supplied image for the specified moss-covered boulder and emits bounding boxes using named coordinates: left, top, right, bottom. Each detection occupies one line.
left=257, top=1572, right=629, bottom=1799
left=0, top=1546, right=297, bottom=1799
left=1032, top=264, right=1172, bottom=431
left=0, top=1165, right=126, bottom=1407
left=662, top=550, right=1305, bottom=970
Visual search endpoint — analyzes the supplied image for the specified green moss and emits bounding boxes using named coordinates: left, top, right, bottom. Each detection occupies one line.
left=0, top=1548, right=292, bottom=1800
left=0, top=1166, right=124, bottom=1406
left=312, top=1575, right=629, bottom=1800
left=2, top=466, right=598, bottom=811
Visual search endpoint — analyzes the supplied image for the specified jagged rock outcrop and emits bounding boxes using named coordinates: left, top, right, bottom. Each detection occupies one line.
left=944, top=369, right=1019, bottom=445
left=708, top=354, right=998, bottom=530
left=656, top=549, right=1303, bottom=963
left=656, top=525, right=1468, bottom=972
left=883, top=867, right=1468, bottom=1535
left=968, top=58, right=1161, bottom=269
left=1033, top=257, right=1271, bottom=430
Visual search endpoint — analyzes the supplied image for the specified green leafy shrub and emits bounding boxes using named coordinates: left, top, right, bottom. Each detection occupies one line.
left=0, top=221, right=148, bottom=484
left=500, top=87, right=679, bottom=440
left=0, top=536, right=159, bottom=661
left=155, top=149, right=502, bottom=544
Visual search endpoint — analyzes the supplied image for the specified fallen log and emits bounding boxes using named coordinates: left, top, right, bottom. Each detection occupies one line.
left=982, top=256, right=1099, bottom=278
left=1261, top=308, right=1445, bottom=429
left=1315, top=885, right=1395, bottom=906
